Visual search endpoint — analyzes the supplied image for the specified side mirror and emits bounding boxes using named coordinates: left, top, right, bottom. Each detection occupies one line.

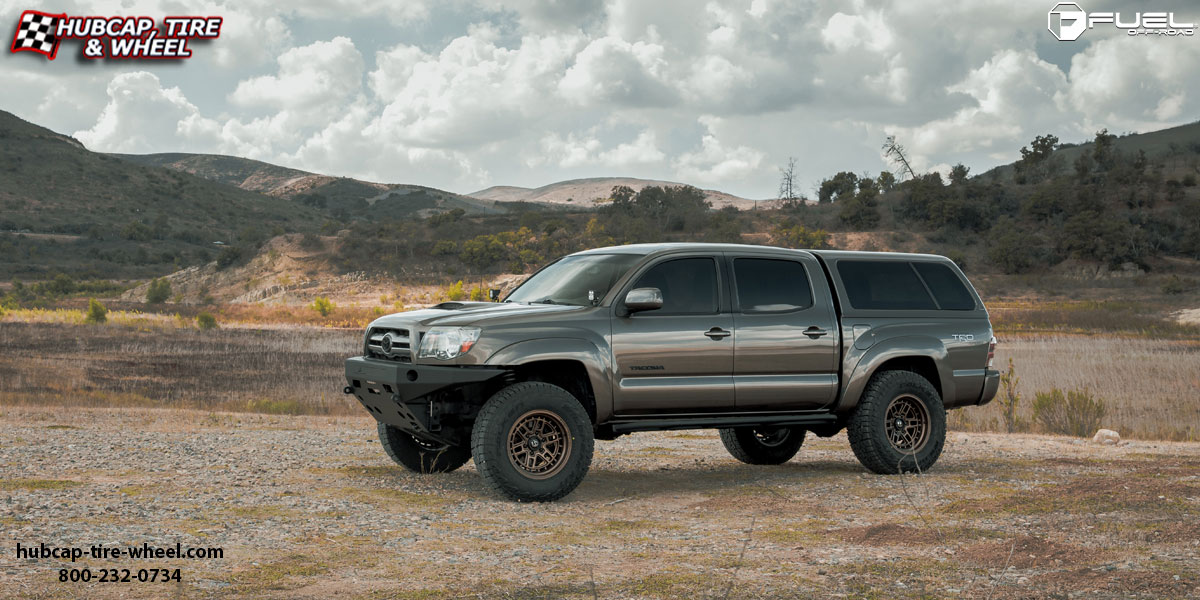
left=622, top=287, right=663, bottom=315
left=488, top=288, right=501, bottom=302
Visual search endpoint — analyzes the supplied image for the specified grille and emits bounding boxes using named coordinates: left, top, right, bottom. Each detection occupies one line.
left=365, top=327, right=413, bottom=362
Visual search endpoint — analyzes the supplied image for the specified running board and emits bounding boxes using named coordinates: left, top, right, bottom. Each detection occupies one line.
left=608, top=413, right=838, bottom=434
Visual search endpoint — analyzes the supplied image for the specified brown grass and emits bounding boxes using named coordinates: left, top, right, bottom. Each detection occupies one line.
left=0, top=321, right=360, bottom=415
left=950, top=336, right=1200, bottom=441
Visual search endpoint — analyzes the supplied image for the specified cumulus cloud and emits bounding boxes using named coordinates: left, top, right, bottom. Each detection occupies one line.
left=558, top=36, right=676, bottom=107
left=231, top=37, right=364, bottom=113
left=674, top=117, right=765, bottom=184
left=373, top=31, right=582, bottom=148
left=74, top=72, right=217, bottom=153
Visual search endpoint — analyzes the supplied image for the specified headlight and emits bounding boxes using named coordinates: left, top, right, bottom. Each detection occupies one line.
left=417, top=327, right=481, bottom=360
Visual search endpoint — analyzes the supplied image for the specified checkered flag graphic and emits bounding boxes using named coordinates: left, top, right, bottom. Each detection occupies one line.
left=10, top=10, right=66, bottom=60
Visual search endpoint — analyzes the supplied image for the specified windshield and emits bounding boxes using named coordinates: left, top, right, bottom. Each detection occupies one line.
left=505, top=254, right=643, bottom=306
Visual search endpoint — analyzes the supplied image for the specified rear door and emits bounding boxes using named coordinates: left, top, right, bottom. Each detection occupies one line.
left=729, top=252, right=839, bottom=410
left=610, top=255, right=734, bottom=415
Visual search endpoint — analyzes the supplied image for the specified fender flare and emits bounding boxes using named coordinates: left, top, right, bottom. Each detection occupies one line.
left=836, top=335, right=951, bottom=412
left=485, top=338, right=613, bottom=423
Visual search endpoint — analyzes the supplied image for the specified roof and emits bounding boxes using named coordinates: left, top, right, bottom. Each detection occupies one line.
left=572, top=242, right=948, bottom=262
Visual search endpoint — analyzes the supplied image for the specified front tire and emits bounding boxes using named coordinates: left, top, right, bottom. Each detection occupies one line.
left=378, top=423, right=472, bottom=474
left=719, top=426, right=806, bottom=465
left=471, top=382, right=594, bottom=502
left=847, top=370, right=946, bottom=474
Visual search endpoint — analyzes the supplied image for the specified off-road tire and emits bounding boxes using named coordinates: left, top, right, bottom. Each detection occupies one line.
left=470, top=381, right=594, bottom=502
left=848, top=370, right=946, bottom=474
left=719, top=426, right=806, bottom=465
left=378, top=422, right=472, bottom=474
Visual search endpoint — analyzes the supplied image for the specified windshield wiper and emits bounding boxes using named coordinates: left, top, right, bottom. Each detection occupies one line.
left=530, top=298, right=559, bottom=305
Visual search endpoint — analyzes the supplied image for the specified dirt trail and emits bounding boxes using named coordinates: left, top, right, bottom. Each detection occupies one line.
left=1, top=407, right=1198, bottom=599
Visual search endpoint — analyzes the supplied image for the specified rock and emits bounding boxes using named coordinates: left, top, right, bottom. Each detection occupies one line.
left=1092, top=429, right=1120, bottom=445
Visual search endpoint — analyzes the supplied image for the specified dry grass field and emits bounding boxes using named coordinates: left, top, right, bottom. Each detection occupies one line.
left=1, top=317, right=1197, bottom=440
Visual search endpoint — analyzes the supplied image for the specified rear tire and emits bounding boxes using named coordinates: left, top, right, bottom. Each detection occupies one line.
left=847, top=370, right=945, bottom=474
left=471, top=381, right=593, bottom=502
left=378, top=423, right=472, bottom=474
left=719, top=426, right=806, bottom=465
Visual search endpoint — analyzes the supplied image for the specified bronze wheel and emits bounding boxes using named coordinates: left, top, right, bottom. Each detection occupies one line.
left=472, top=382, right=594, bottom=501
left=884, top=394, right=931, bottom=453
left=507, top=409, right=573, bottom=480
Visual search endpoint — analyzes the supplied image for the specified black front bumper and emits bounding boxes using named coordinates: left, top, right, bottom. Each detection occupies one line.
left=344, top=357, right=505, bottom=438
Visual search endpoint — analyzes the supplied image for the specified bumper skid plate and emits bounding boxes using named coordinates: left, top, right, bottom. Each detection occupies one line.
left=344, top=357, right=504, bottom=436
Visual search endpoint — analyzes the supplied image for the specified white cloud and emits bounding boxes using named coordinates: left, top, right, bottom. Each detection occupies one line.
left=558, top=36, right=676, bottom=107
left=74, top=72, right=217, bottom=153
left=599, top=130, right=664, bottom=166
left=373, top=32, right=582, bottom=147
left=674, top=116, right=765, bottom=184
left=1063, top=36, right=1200, bottom=133
left=231, top=37, right=364, bottom=113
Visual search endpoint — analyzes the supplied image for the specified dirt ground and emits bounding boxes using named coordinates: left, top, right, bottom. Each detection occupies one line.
left=1, top=407, right=1198, bottom=599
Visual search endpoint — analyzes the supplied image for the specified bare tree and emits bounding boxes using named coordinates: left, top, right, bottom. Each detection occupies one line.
left=778, top=156, right=799, bottom=206
left=882, top=135, right=916, bottom=181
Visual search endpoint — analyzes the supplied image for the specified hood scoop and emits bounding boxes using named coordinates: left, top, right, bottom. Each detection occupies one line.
left=430, top=301, right=493, bottom=310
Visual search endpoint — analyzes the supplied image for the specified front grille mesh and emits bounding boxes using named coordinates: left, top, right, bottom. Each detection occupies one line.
left=365, top=327, right=413, bottom=362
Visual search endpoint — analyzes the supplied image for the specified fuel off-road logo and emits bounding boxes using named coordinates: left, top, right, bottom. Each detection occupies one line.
left=1047, top=3, right=1194, bottom=40
left=10, top=10, right=221, bottom=60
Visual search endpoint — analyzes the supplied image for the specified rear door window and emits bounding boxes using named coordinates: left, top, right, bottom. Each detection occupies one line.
left=733, top=258, right=813, bottom=312
left=837, top=260, right=936, bottom=310
left=913, top=262, right=976, bottom=310
left=632, top=257, right=719, bottom=315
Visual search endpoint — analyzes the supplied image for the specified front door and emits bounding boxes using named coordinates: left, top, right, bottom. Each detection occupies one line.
left=611, top=255, right=734, bottom=415
left=730, top=254, right=839, bottom=410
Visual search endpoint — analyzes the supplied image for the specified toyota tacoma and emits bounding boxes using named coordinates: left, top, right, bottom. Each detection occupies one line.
left=344, top=243, right=999, bottom=501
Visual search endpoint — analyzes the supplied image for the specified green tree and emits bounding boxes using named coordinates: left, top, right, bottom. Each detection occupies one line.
left=145, top=278, right=171, bottom=304
left=839, top=182, right=881, bottom=229
left=949, top=163, right=970, bottom=185
left=818, top=171, right=859, bottom=204
left=1015, top=134, right=1059, bottom=184
left=85, top=298, right=107, bottom=324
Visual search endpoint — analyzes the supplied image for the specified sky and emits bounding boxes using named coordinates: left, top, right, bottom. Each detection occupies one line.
left=2, top=0, right=1198, bottom=199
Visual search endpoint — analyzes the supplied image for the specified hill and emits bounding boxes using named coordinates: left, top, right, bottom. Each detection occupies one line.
left=114, top=152, right=509, bottom=219
left=980, top=120, right=1200, bottom=182
left=0, top=110, right=328, bottom=279
left=470, top=177, right=766, bottom=210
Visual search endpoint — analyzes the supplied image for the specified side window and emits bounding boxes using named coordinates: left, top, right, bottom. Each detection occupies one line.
left=837, top=260, right=936, bottom=310
left=734, top=258, right=813, bottom=312
left=913, top=262, right=976, bottom=310
left=631, top=257, right=719, bottom=315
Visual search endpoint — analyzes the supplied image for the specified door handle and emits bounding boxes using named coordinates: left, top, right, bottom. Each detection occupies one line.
left=803, top=326, right=829, bottom=339
left=704, top=327, right=731, bottom=339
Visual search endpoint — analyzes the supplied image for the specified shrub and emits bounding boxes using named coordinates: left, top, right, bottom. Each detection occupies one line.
left=469, top=286, right=486, bottom=301
left=196, top=312, right=218, bottom=330
left=996, top=358, right=1025, bottom=433
left=145, top=278, right=171, bottom=304
left=311, top=296, right=335, bottom=316
left=446, top=280, right=465, bottom=301
left=85, top=298, right=107, bottom=324
left=1032, top=388, right=1106, bottom=437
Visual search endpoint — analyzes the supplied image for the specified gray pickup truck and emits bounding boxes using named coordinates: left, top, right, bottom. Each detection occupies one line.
left=344, top=243, right=999, bottom=501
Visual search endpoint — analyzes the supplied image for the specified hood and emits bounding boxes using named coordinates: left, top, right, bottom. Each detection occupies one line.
left=367, top=301, right=585, bottom=330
